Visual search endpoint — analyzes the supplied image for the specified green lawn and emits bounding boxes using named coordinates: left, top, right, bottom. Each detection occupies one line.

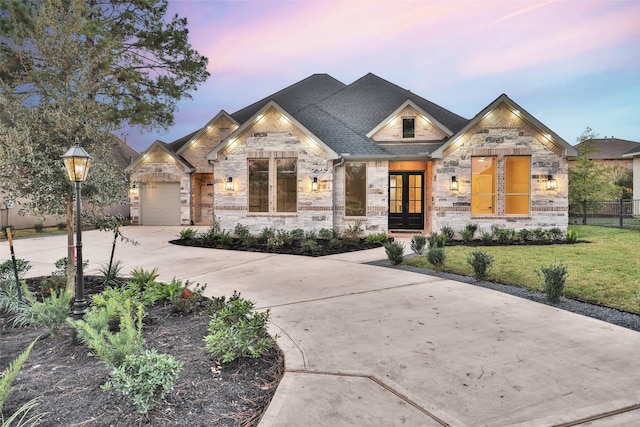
left=404, top=226, right=640, bottom=313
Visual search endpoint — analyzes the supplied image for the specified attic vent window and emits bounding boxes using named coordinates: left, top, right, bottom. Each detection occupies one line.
left=402, top=118, right=415, bottom=139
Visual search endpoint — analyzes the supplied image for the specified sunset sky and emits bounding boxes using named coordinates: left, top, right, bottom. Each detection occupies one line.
left=119, top=0, right=640, bottom=153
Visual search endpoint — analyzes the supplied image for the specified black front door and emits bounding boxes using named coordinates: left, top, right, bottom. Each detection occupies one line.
left=388, top=172, right=424, bottom=230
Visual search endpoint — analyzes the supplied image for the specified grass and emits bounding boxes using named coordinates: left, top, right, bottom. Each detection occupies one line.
left=1, top=226, right=68, bottom=240
left=404, top=226, right=640, bottom=313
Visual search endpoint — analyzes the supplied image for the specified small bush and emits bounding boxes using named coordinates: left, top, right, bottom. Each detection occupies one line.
left=233, top=223, right=250, bottom=239
left=532, top=228, right=547, bottom=241
left=27, top=289, right=72, bottom=335
left=384, top=241, right=404, bottom=265
left=410, top=235, right=427, bottom=254
left=427, top=247, right=446, bottom=271
left=258, top=227, right=275, bottom=243
left=344, top=221, right=363, bottom=240
left=549, top=227, right=564, bottom=241
left=566, top=228, right=578, bottom=244
left=103, top=349, right=183, bottom=413
left=318, top=228, right=334, bottom=240
left=480, top=231, right=494, bottom=244
left=465, top=223, right=478, bottom=236
left=204, top=296, right=273, bottom=363
left=440, top=226, right=455, bottom=241
left=460, top=229, right=474, bottom=243
left=70, top=299, right=145, bottom=368
left=518, top=228, right=532, bottom=241
left=300, top=239, right=319, bottom=254
left=241, top=234, right=258, bottom=248
left=365, top=232, right=389, bottom=245
left=218, top=230, right=233, bottom=247
left=33, top=222, right=44, bottom=233
left=56, top=221, right=66, bottom=230
left=170, top=281, right=207, bottom=314
left=329, top=237, right=344, bottom=250
left=290, top=229, right=305, bottom=240
left=0, top=258, right=32, bottom=281
left=467, top=249, right=494, bottom=281
left=98, top=260, right=124, bottom=287
left=129, top=267, right=160, bottom=290
left=305, top=229, right=319, bottom=240
left=1, top=225, right=14, bottom=238
left=428, top=232, right=446, bottom=248
left=179, top=228, right=197, bottom=240
left=539, top=263, right=568, bottom=303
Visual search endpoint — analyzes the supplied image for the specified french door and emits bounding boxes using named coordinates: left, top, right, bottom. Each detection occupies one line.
left=388, top=172, right=424, bottom=230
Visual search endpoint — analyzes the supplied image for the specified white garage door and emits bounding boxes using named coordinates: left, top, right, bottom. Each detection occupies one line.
left=140, top=182, right=181, bottom=225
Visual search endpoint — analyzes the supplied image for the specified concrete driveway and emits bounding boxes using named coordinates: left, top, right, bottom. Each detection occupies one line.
left=5, top=226, right=640, bottom=426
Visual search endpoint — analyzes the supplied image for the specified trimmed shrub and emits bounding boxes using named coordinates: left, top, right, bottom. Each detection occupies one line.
left=467, top=249, right=494, bottom=280
left=103, top=349, right=183, bottom=413
left=427, top=247, right=446, bottom=271
left=480, top=231, right=494, bottom=244
left=460, top=229, right=474, bottom=243
left=428, top=232, right=446, bottom=249
left=233, top=223, right=250, bottom=239
left=205, top=296, right=273, bottom=363
left=365, top=232, right=389, bottom=245
left=539, top=263, right=568, bottom=303
left=384, top=241, right=404, bottom=265
left=410, top=235, right=427, bottom=254
left=440, top=226, right=455, bottom=241
left=300, top=239, right=319, bottom=254
left=33, top=222, right=44, bottom=233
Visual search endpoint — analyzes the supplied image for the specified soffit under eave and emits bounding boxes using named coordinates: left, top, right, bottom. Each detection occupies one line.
left=176, top=110, right=239, bottom=156
left=206, top=101, right=340, bottom=161
left=431, top=95, right=578, bottom=159
left=365, top=99, right=454, bottom=139
left=126, top=141, right=195, bottom=173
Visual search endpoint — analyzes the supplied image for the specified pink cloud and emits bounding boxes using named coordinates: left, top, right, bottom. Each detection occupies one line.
left=460, top=2, right=640, bottom=76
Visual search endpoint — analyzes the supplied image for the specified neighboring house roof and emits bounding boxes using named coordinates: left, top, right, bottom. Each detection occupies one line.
left=623, top=145, right=640, bottom=158
left=575, top=138, right=640, bottom=160
left=111, top=137, right=139, bottom=170
left=431, top=93, right=578, bottom=159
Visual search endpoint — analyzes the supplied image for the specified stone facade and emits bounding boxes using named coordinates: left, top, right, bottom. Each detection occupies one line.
left=128, top=146, right=193, bottom=225
left=212, top=108, right=335, bottom=233
left=370, top=105, right=447, bottom=141
left=431, top=106, right=569, bottom=234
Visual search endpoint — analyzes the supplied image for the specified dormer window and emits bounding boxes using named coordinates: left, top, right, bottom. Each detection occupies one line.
left=402, top=118, right=415, bottom=139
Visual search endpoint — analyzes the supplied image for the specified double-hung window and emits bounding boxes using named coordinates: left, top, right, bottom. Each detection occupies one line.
left=471, top=156, right=530, bottom=215
left=248, top=158, right=297, bottom=213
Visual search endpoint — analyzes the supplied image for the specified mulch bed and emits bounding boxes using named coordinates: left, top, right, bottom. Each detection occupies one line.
left=1, top=277, right=284, bottom=426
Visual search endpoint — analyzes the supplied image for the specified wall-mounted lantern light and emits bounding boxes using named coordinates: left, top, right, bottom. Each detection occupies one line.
left=225, top=176, right=234, bottom=191
left=545, top=175, right=557, bottom=190
left=129, top=184, right=138, bottom=197
left=311, top=177, right=319, bottom=192
left=450, top=176, right=459, bottom=191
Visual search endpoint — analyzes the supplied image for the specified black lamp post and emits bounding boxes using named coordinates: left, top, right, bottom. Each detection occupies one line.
left=61, top=137, right=92, bottom=322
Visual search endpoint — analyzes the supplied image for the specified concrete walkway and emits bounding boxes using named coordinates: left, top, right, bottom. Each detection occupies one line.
left=5, top=226, right=640, bottom=426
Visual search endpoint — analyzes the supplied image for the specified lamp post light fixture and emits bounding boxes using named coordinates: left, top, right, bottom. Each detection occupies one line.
left=61, top=137, right=92, bottom=323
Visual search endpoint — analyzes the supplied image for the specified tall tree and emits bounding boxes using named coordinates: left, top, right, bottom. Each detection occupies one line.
left=568, top=127, right=622, bottom=223
left=0, top=0, right=209, bottom=282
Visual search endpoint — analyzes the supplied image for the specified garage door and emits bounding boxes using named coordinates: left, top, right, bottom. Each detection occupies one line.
left=140, top=182, right=181, bottom=225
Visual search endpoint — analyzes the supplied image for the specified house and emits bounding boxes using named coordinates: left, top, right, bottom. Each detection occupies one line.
left=622, top=146, right=640, bottom=204
left=127, top=73, right=578, bottom=235
left=0, top=137, right=139, bottom=230
left=571, top=137, right=640, bottom=170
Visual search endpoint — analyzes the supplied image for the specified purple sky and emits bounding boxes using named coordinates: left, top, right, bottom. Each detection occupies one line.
left=117, top=0, right=640, bottom=153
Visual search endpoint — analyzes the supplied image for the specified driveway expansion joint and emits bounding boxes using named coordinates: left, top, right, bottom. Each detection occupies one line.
left=286, top=368, right=452, bottom=427
left=551, top=402, right=640, bottom=426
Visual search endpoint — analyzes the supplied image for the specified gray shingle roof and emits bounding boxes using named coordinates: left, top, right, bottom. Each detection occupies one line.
left=231, top=74, right=346, bottom=124
left=313, top=73, right=468, bottom=136
left=575, top=138, right=640, bottom=160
